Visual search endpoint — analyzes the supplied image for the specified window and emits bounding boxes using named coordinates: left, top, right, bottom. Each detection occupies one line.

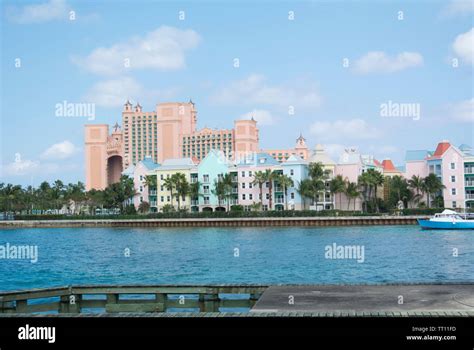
left=290, top=169, right=294, bottom=176
left=291, top=193, right=295, bottom=199
left=242, top=183, right=246, bottom=189
left=262, top=205, right=268, bottom=211
left=160, top=174, right=164, bottom=180
left=266, top=193, right=270, bottom=199
left=167, top=196, right=170, bottom=202
left=450, top=163, right=455, bottom=170
left=160, top=196, right=164, bottom=202
left=249, top=194, right=253, bottom=200
left=249, top=171, right=253, bottom=177
left=241, top=171, right=245, bottom=177
left=452, top=201, right=457, bottom=208
left=140, top=197, right=143, bottom=203
left=451, top=188, right=456, bottom=195
left=203, top=185, right=210, bottom=194
left=139, top=175, right=143, bottom=181
left=266, top=182, right=269, bottom=188
left=203, top=174, right=209, bottom=183
left=249, top=183, right=253, bottom=189
left=451, top=175, right=456, bottom=183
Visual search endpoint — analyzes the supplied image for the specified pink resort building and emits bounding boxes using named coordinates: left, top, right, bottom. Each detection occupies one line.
left=85, top=100, right=307, bottom=191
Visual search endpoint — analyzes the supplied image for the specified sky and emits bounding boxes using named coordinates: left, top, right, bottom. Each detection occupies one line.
left=0, top=0, right=473, bottom=186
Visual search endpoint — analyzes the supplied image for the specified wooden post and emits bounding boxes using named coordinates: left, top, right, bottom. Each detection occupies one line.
left=201, top=293, right=219, bottom=312
left=155, top=293, right=166, bottom=312
left=16, top=300, right=28, bottom=313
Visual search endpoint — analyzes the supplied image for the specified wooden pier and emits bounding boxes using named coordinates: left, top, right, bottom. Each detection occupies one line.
left=1, top=284, right=473, bottom=317
left=0, top=216, right=427, bottom=228
left=0, top=285, right=267, bottom=314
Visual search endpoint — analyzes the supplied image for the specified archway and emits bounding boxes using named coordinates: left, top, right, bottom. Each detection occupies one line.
left=107, top=155, right=123, bottom=185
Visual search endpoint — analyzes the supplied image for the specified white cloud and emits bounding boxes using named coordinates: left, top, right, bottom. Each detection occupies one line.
left=2, top=159, right=40, bottom=176
left=72, top=26, right=201, bottom=76
left=353, top=51, right=423, bottom=74
left=40, top=141, right=79, bottom=160
left=210, top=74, right=322, bottom=109
left=446, top=98, right=474, bottom=122
left=240, top=109, right=275, bottom=125
left=83, top=77, right=179, bottom=108
left=321, top=143, right=347, bottom=160
left=310, top=119, right=380, bottom=141
left=452, top=28, right=474, bottom=65
left=441, top=0, right=474, bottom=18
left=8, top=0, right=69, bottom=24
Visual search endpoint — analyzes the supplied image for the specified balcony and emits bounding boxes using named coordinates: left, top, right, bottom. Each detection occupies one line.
left=149, top=190, right=157, bottom=196
left=191, top=200, right=199, bottom=206
left=465, top=168, right=474, bottom=174
left=232, top=188, right=238, bottom=194
left=465, top=181, right=474, bottom=187
left=275, top=198, right=284, bottom=204
left=466, top=194, right=474, bottom=199
left=150, top=201, right=157, bottom=207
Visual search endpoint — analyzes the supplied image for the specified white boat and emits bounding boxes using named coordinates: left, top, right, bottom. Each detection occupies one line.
left=418, top=209, right=474, bottom=230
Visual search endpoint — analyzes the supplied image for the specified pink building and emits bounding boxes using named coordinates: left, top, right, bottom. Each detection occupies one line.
left=122, top=156, right=160, bottom=209
left=237, top=153, right=281, bottom=210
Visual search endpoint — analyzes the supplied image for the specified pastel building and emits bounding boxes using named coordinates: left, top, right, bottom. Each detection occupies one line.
left=84, top=123, right=124, bottom=190
left=122, top=156, right=160, bottom=209
left=309, top=144, right=336, bottom=210
left=197, top=150, right=238, bottom=211
left=404, top=141, right=473, bottom=209
left=237, top=152, right=281, bottom=211
left=280, top=154, right=309, bottom=210
left=150, top=158, right=197, bottom=212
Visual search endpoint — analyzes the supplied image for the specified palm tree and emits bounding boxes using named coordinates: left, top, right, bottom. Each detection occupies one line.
left=408, top=175, right=424, bottom=207
left=212, top=174, right=233, bottom=211
left=423, top=174, right=445, bottom=208
left=163, top=176, right=176, bottom=209
left=368, top=169, right=384, bottom=213
left=189, top=180, right=201, bottom=208
left=172, top=173, right=189, bottom=210
left=262, top=169, right=277, bottom=210
left=138, top=201, right=150, bottom=214
left=357, top=172, right=372, bottom=213
left=307, top=162, right=327, bottom=210
left=297, top=179, right=312, bottom=209
left=344, top=181, right=360, bottom=211
left=329, top=175, right=345, bottom=210
left=275, top=174, right=294, bottom=210
left=252, top=171, right=266, bottom=210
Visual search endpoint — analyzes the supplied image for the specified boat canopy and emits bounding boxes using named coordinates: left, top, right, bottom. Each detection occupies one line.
left=440, top=209, right=458, bottom=215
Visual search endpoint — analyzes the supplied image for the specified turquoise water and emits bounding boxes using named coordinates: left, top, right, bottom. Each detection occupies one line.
left=1, top=225, right=473, bottom=291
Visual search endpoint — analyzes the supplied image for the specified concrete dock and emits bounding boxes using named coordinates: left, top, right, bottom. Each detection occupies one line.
left=251, top=284, right=474, bottom=316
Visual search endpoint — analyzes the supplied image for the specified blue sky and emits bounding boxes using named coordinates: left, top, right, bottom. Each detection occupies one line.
left=1, top=0, right=473, bottom=186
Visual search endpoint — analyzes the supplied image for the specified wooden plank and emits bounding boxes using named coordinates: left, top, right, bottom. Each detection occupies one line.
left=106, top=303, right=164, bottom=313
left=26, top=302, right=61, bottom=313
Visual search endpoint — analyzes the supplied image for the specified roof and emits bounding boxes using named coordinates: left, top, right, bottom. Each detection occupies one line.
left=140, top=156, right=160, bottom=170
left=405, top=150, right=431, bottom=162
left=309, top=144, right=336, bottom=165
left=381, top=159, right=399, bottom=172
left=160, top=157, right=196, bottom=170
left=431, top=141, right=451, bottom=158
left=459, top=144, right=472, bottom=156
left=237, top=152, right=280, bottom=167
left=283, top=154, right=308, bottom=165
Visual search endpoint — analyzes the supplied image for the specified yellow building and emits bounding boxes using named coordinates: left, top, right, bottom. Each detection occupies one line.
left=149, top=158, right=198, bottom=212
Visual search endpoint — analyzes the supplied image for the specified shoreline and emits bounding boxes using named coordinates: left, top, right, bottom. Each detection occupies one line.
left=0, top=215, right=428, bottom=228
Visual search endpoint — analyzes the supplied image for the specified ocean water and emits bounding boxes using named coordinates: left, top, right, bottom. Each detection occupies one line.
left=1, top=225, right=473, bottom=291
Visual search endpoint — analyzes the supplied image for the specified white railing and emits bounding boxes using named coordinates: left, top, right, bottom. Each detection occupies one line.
left=149, top=190, right=157, bottom=195
left=465, top=181, right=474, bottom=187
left=465, top=168, right=474, bottom=174
left=466, top=194, right=474, bottom=199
